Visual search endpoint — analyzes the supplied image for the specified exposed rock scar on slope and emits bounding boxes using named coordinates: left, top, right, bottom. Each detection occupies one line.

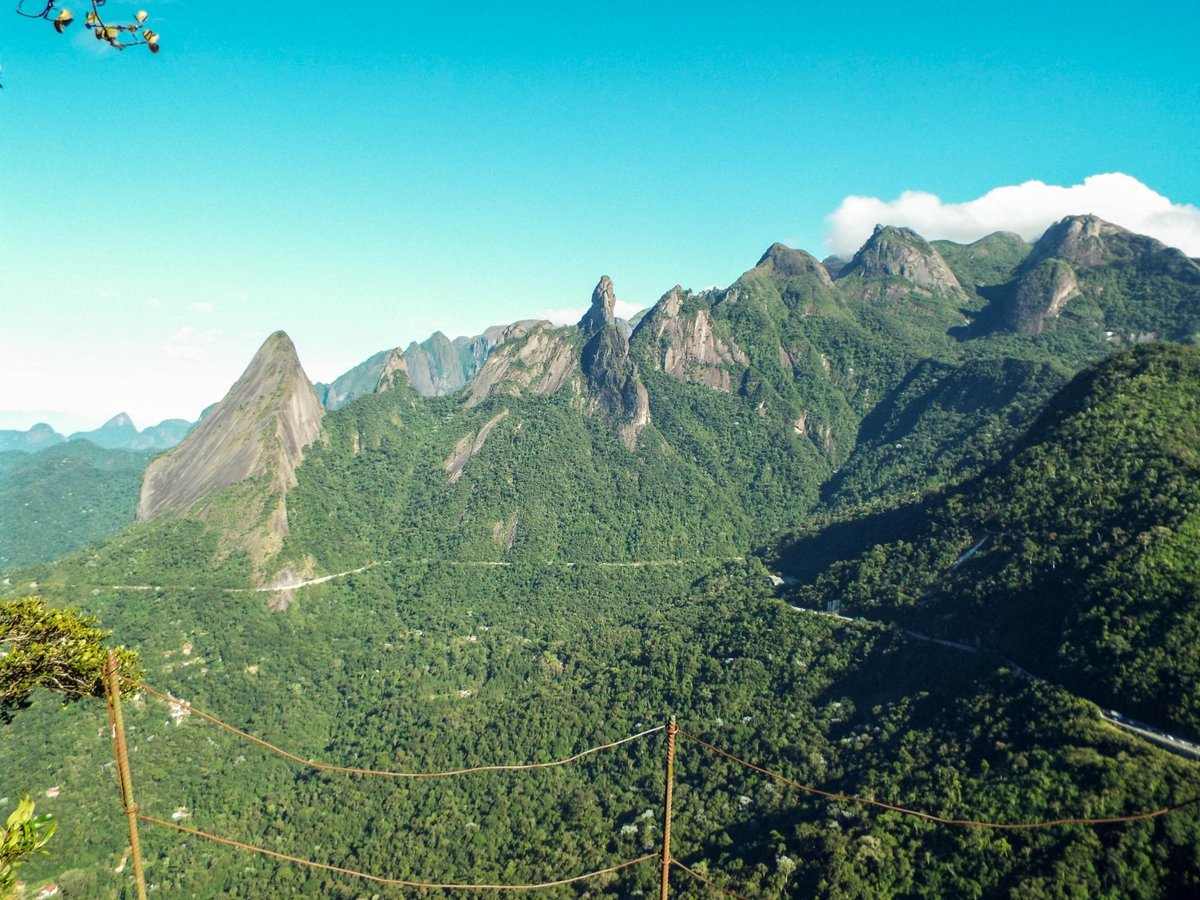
left=464, top=322, right=577, bottom=408
left=444, top=410, right=510, bottom=483
left=646, top=287, right=748, bottom=392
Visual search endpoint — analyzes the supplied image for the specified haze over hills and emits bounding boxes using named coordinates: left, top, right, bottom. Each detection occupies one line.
left=4, top=215, right=1200, bottom=897
left=0, top=414, right=193, bottom=454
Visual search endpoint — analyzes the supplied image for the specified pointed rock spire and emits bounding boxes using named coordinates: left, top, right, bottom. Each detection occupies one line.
left=578, top=276, right=649, bottom=448
left=137, top=331, right=324, bottom=525
left=579, top=276, right=617, bottom=338
left=375, top=348, right=410, bottom=394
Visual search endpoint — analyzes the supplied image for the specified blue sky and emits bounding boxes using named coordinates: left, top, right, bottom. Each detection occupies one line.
left=2, top=1, right=1199, bottom=431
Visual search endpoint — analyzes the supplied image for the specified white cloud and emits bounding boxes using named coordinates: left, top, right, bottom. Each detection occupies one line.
left=542, top=307, right=586, bottom=326
left=825, top=173, right=1200, bottom=258
left=541, top=300, right=645, bottom=326
left=614, top=300, right=644, bottom=320
left=190, top=302, right=215, bottom=314
left=168, top=326, right=221, bottom=361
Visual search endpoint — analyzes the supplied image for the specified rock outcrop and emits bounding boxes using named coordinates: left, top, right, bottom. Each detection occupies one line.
left=1023, top=215, right=1200, bottom=283
left=444, top=410, right=509, bottom=483
left=579, top=277, right=650, bottom=449
left=464, top=320, right=578, bottom=408
left=375, top=348, right=410, bottom=394
left=137, top=332, right=324, bottom=527
left=317, top=325, right=511, bottom=410
left=638, top=286, right=747, bottom=392
left=1009, top=259, right=1080, bottom=334
left=405, top=331, right=480, bottom=396
left=755, top=243, right=835, bottom=286
left=838, top=225, right=965, bottom=300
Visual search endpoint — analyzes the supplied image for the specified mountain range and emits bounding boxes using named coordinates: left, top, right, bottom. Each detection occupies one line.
left=4, top=214, right=1200, bottom=897
left=0, top=413, right=195, bottom=454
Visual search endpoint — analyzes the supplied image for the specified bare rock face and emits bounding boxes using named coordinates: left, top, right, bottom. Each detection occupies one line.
left=375, top=348, right=410, bottom=394
left=756, top=243, right=835, bottom=287
left=840, top=225, right=965, bottom=299
left=137, top=332, right=324, bottom=525
left=1010, top=259, right=1080, bottom=334
left=579, top=277, right=650, bottom=449
left=403, top=329, right=504, bottom=396
left=1022, top=215, right=1125, bottom=271
left=639, top=286, right=747, bottom=392
left=465, top=320, right=578, bottom=408
left=1023, top=214, right=1200, bottom=283
left=444, top=410, right=509, bottom=483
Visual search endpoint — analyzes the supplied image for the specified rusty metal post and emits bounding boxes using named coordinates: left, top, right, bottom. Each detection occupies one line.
left=105, top=650, right=148, bottom=900
left=660, top=715, right=678, bottom=900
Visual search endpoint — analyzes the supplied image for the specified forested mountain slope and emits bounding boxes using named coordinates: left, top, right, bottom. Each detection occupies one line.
left=0, top=442, right=152, bottom=568
left=4, top=218, right=1200, bottom=897
left=784, top=343, right=1200, bottom=737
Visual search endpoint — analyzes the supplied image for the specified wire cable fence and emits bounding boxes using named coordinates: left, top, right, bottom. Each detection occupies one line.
left=115, top=672, right=1200, bottom=896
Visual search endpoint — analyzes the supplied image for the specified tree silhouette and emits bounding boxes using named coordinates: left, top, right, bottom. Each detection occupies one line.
left=18, top=0, right=160, bottom=48
left=6, top=1, right=161, bottom=86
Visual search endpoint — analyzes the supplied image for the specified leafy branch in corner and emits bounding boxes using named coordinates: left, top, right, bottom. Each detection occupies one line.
left=0, top=596, right=140, bottom=725
left=6, top=1, right=161, bottom=87
left=0, top=796, right=56, bottom=897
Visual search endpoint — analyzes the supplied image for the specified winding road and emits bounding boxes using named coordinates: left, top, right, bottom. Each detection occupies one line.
left=789, top=603, right=1200, bottom=762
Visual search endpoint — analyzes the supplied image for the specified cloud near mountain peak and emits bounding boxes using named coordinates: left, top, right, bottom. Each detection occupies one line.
left=825, top=173, right=1200, bottom=258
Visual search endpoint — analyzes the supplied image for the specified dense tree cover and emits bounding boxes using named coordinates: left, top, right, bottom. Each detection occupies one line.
left=285, top=374, right=829, bottom=573
left=3, top=563, right=1197, bottom=897
left=787, top=344, right=1200, bottom=736
left=932, top=233, right=1032, bottom=294
left=0, top=442, right=152, bottom=569
left=824, top=354, right=1071, bottom=509
left=4, top=226, right=1200, bottom=895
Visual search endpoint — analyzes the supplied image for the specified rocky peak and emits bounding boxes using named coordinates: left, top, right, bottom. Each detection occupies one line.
left=822, top=255, right=849, bottom=279
left=755, top=243, right=834, bottom=286
left=638, top=286, right=747, bottom=393
left=464, top=320, right=577, bottom=408
left=137, top=331, right=324, bottom=554
left=579, top=276, right=617, bottom=338
left=841, top=224, right=964, bottom=296
left=1022, top=215, right=1200, bottom=284
left=578, top=277, right=649, bottom=449
left=103, top=412, right=135, bottom=430
left=1022, top=215, right=1128, bottom=272
left=374, top=348, right=410, bottom=394
left=655, top=285, right=685, bottom=319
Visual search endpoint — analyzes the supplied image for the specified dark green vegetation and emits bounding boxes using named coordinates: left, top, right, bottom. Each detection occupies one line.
left=786, top=344, right=1200, bottom=738
left=7, top=564, right=1200, bottom=898
left=0, top=442, right=153, bottom=568
left=3, top=217, right=1200, bottom=897
left=0, top=596, right=139, bottom=724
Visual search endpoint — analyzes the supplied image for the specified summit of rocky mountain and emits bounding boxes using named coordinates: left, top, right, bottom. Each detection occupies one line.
left=754, top=243, right=836, bottom=286
left=1022, top=215, right=1199, bottom=277
left=579, top=277, right=650, bottom=448
left=463, top=319, right=577, bottom=408
left=837, top=224, right=966, bottom=301
left=136, top=332, right=324, bottom=558
left=635, top=285, right=747, bottom=393
left=997, top=216, right=1200, bottom=339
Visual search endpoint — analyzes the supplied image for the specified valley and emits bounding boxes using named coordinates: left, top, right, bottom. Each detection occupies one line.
left=4, top=215, right=1200, bottom=897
